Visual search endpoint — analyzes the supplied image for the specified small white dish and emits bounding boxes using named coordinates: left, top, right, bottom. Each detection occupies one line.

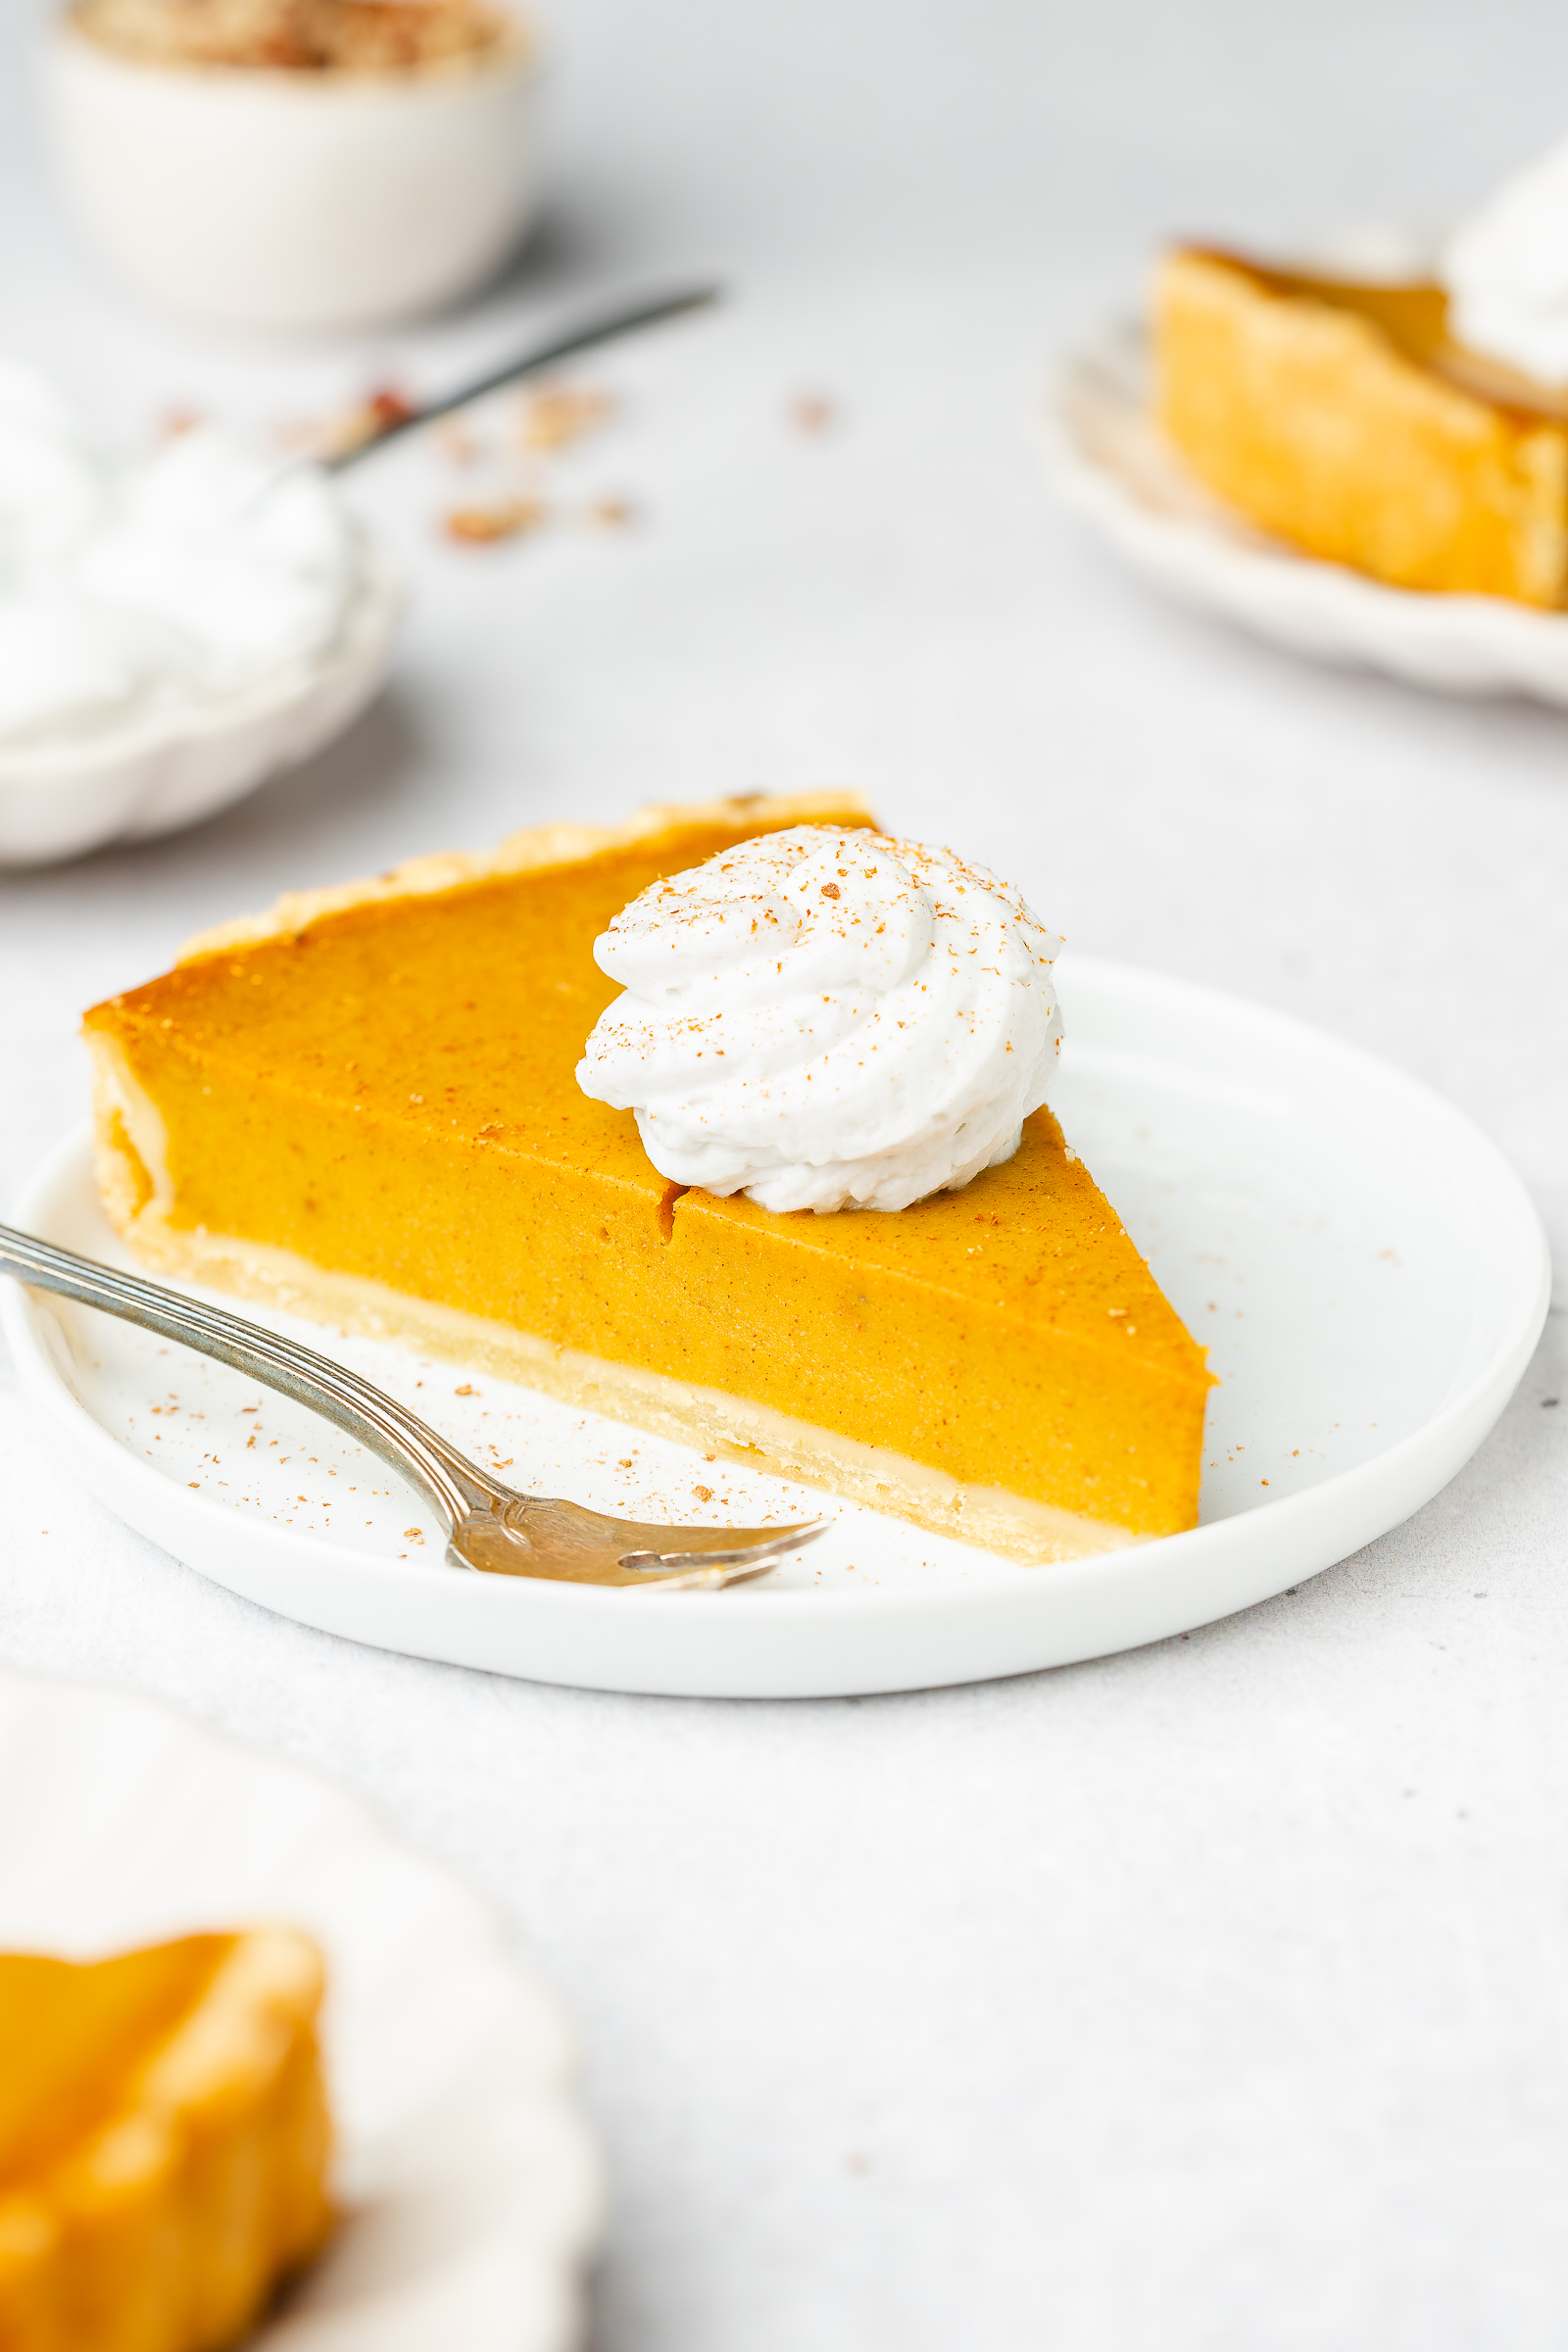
left=1047, top=317, right=1568, bottom=702
left=0, top=540, right=400, bottom=868
left=42, top=14, right=541, bottom=334
left=0, top=1659, right=601, bottom=2350
left=2, top=956, right=1548, bottom=1697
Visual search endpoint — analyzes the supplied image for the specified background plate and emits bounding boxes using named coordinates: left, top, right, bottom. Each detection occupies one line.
left=0, top=1661, right=601, bottom=2350
left=1, top=955, right=1549, bottom=1698
left=1046, top=318, right=1568, bottom=702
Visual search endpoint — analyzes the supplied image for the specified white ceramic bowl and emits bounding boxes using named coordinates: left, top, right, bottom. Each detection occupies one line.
left=0, top=538, right=401, bottom=867
left=42, top=13, right=541, bottom=334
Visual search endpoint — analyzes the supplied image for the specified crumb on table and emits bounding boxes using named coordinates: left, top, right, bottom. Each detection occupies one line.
left=516, top=383, right=614, bottom=453
left=310, top=384, right=417, bottom=462
left=788, top=391, right=837, bottom=435
left=444, top=493, right=547, bottom=544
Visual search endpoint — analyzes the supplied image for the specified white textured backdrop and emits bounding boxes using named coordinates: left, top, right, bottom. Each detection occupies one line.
left=2, top=4, right=1567, bottom=2346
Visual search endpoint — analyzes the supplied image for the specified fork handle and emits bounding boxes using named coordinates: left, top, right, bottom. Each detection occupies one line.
left=0, top=1222, right=510, bottom=1538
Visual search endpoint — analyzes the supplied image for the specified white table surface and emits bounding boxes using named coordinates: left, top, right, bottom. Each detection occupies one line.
left=4, top=4, right=1568, bottom=2346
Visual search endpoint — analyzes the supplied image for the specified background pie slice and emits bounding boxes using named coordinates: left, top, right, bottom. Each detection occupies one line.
left=1155, top=243, right=1568, bottom=606
left=0, top=1928, right=332, bottom=2351
left=83, top=794, right=1212, bottom=1563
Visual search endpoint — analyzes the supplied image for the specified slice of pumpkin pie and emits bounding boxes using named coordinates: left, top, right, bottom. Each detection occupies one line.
left=0, top=1928, right=332, bottom=2352
left=83, top=793, right=1211, bottom=1563
left=1153, top=243, right=1568, bottom=605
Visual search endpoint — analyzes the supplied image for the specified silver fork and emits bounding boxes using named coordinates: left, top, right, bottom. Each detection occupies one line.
left=0, top=1225, right=828, bottom=1592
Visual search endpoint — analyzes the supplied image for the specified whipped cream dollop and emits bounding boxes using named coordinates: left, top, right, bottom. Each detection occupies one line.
left=576, top=826, right=1063, bottom=1214
left=1444, top=137, right=1568, bottom=385
left=0, top=360, right=357, bottom=747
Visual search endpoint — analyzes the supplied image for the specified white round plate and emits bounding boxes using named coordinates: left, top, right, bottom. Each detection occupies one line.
left=1046, top=318, right=1568, bottom=701
left=0, top=544, right=402, bottom=870
left=0, top=1660, right=601, bottom=2349
left=1, top=956, right=1548, bottom=1698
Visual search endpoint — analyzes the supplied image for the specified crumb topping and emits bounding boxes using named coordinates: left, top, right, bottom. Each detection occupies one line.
left=72, top=0, right=522, bottom=74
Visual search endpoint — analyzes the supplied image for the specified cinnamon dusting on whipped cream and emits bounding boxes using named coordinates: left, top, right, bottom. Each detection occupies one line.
left=576, top=825, right=1063, bottom=1214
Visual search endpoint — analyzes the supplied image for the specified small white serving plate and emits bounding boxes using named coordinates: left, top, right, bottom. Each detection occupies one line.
left=1, top=956, right=1549, bottom=1698
left=0, top=543, right=401, bottom=869
left=0, top=1660, right=601, bottom=2350
left=1047, top=318, right=1568, bottom=702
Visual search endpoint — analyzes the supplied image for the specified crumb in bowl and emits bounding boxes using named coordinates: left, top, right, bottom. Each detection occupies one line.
left=70, top=0, right=522, bottom=74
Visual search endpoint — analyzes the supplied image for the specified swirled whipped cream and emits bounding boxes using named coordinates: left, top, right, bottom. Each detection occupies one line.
left=1444, top=137, right=1568, bottom=385
left=0, top=359, right=357, bottom=747
left=576, top=826, right=1063, bottom=1213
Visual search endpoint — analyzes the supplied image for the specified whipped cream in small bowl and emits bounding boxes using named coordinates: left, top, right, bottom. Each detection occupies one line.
left=0, top=362, right=399, bottom=868
left=577, top=825, right=1063, bottom=1214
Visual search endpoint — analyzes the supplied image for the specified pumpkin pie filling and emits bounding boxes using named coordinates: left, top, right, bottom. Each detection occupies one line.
left=84, top=794, right=1212, bottom=1562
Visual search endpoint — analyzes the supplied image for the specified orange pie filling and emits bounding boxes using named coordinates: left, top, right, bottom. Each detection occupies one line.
left=84, top=795, right=1212, bottom=1562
